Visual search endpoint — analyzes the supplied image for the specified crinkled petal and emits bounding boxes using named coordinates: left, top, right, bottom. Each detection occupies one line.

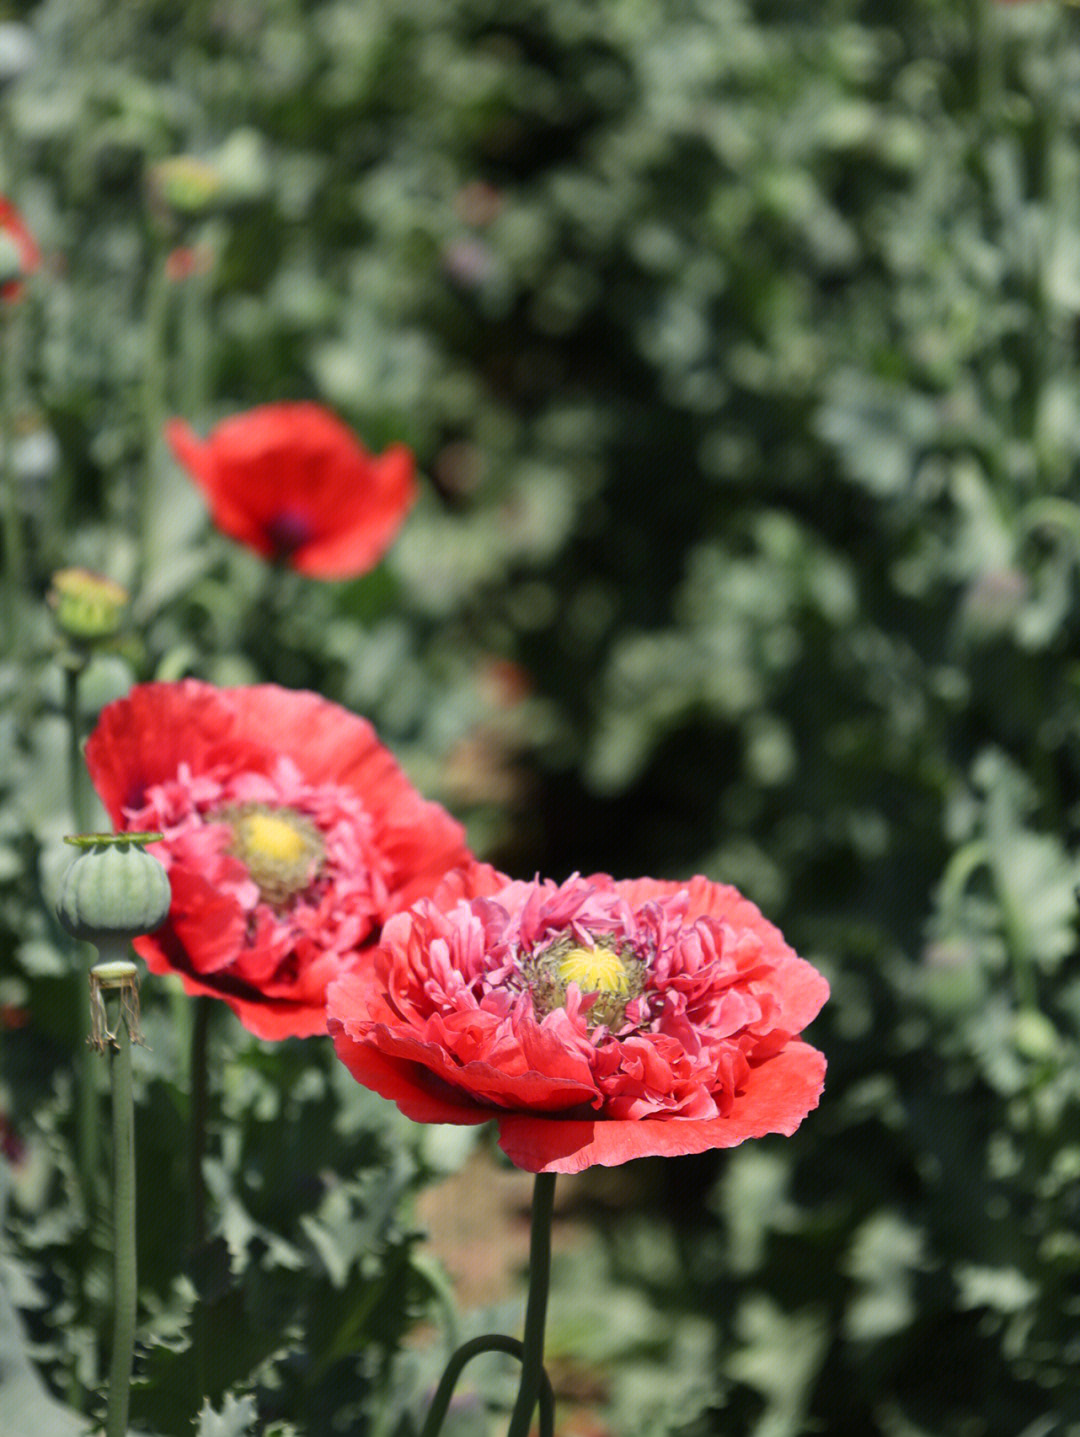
left=495, top=1043, right=827, bottom=1173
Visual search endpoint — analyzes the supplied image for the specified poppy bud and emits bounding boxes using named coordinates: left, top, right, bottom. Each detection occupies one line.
left=1012, top=1009, right=1058, bottom=1064
left=48, top=568, right=129, bottom=643
left=146, top=156, right=224, bottom=220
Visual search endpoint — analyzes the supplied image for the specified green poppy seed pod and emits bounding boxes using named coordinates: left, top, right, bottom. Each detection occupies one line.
left=56, top=835, right=171, bottom=947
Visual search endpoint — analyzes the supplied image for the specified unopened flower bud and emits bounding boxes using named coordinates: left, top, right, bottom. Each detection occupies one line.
left=147, top=156, right=224, bottom=218
left=56, top=834, right=170, bottom=947
left=1012, top=1009, right=1058, bottom=1064
left=48, top=568, right=129, bottom=642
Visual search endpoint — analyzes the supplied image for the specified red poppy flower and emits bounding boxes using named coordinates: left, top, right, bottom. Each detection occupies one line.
left=328, top=869, right=828, bottom=1173
left=165, top=403, right=417, bottom=579
left=164, top=244, right=213, bottom=282
left=0, top=197, right=39, bottom=302
left=85, top=681, right=475, bottom=1039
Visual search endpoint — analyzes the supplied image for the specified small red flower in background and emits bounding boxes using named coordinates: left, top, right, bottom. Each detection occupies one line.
left=165, top=403, right=417, bottom=579
left=0, top=1113, right=25, bottom=1166
left=328, top=869, right=828, bottom=1174
left=85, top=681, right=475, bottom=1039
left=164, top=244, right=213, bottom=282
left=0, top=197, right=39, bottom=301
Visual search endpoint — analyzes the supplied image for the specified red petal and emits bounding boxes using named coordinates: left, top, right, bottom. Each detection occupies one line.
left=292, top=443, right=417, bottom=578
left=495, top=1042, right=827, bottom=1173
left=165, top=404, right=416, bottom=579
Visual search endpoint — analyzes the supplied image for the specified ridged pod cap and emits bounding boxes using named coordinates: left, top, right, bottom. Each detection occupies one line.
left=56, top=834, right=170, bottom=946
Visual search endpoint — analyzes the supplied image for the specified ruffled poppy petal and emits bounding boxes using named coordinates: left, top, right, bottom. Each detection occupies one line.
left=331, top=1024, right=492, bottom=1125
left=494, top=1042, right=827, bottom=1173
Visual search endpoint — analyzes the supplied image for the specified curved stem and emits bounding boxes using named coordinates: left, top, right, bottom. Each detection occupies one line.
left=106, top=1015, right=136, bottom=1437
left=506, top=1172, right=557, bottom=1437
left=418, top=1334, right=554, bottom=1437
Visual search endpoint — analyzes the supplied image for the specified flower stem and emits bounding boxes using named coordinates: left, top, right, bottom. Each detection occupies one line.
left=506, top=1172, right=557, bottom=1437
left=188, top=996, right=210, bottom=1248
left=136, top=246, right=169, bottom=593
left=105, top=988, right=138, bottom=1437
left=418, top=1334, right=554, bottom=1437
left=65, top=657, right=92, bottom=833
left=0, top=311, right=23, bottom=658
left=65, top=656, right=100, bottom=1209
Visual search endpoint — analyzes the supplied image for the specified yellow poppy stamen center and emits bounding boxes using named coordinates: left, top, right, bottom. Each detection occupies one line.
left=218, top=804, right=324, bottom=907
left=557, top=945, right=631, bottom=996
left=521, top=939, right=647, bottom=1032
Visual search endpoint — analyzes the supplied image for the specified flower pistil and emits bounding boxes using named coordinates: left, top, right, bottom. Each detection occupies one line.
left=522, top=938, right=646, bottom=1031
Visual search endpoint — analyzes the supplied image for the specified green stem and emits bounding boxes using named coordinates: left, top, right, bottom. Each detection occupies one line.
left=418, top=1335, right=554, bottom=1437
left=188, top=996, right=210, bottom=1248
left=106, top=1012, right=136, bottom=1437
left=136, top=248, right=169, bottom=593
left=65, top=657, right=100, bottom=1212
left=0, top=311, right=23, bottom=657
left=65, top=658, right=92, bottom=833
left=506, top=1172, right=557, bottom=1437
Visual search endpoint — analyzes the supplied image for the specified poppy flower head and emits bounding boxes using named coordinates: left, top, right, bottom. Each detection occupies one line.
left=165, top=402, right=417, bottom=579
left=0, top=197, right=39, bottom=302
left=85, top=681, right=476, bottom=1039
left=329, top=870, right=829, bottom=1173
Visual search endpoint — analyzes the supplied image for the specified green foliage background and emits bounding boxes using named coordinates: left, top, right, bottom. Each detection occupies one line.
left=3, top=0, right=1080, bottom=1433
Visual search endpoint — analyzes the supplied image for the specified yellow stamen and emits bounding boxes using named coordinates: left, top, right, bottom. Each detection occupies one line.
left=557, top=945, right=630, bottom=995
left=238, top=812, right=310, bottom=866
left=218, top=804, right=324, bottom=907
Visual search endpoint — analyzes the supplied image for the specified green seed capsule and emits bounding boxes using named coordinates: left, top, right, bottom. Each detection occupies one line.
left=56, top=834, right=171, bottom=945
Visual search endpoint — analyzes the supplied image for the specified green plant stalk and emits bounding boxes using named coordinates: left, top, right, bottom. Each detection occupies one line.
left=66, top=658, right=100, bottom=1209
left=0, top=312, right=23, bottom=658
left=188, top=996, right=210, bottom=1249
left=418, top=1334, right=554, bottom=1437
left=65, top=657, right=93, bottom=834
left=137, top=248, right=170, bottom=593
left=505, top=1172, right=556, bottom=1437
left=179, top=242, right=212, bottom=419
left=106, top=996, right=137, bottom=1437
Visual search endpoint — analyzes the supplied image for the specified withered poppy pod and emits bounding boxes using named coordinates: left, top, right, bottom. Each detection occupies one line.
left=85, top=681, right=476, bottom=1038
left=328, top=867, right=829, bottom=1174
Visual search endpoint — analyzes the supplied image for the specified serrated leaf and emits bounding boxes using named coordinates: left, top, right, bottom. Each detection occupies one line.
left=195, top=1393, right=258, bottom=1437
left=0, top=1276, right=86, bottom=1437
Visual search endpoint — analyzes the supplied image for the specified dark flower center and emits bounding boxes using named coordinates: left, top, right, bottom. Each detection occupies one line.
left=265, top=508, right=316, bottom=556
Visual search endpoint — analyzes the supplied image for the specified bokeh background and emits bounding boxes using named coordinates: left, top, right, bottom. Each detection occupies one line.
left=3, top=1, right=1080, bottom=1434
